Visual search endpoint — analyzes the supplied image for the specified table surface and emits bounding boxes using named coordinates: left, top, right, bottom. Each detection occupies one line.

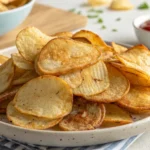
left=36, top=0, right=149, bottom=149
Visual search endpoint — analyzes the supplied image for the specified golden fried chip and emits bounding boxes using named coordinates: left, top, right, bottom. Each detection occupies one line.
left=0, top=55, right=8, bottom=65
left=14, top=76, right=73, bottom=119
left=11, top=53, right=34, bottom=70
left=0, top=86, right=19, bottom=103
left=16, top=27, right=53, bottom=62
left=73, top=30, right=108, bottom=48
left=88, top=0, right=111, bottom=6
left=117, top=85, right=150, bottom=114
left=36, top=38, right=100, bottom=75
left=13, top=71, right=38, bottom=85
left=13, top=67, right=26, bottom=81
left=73, top=37, right=91, bottom=44
left=116, top=45, right=150, bottom=79
left=110, top=0, right=133, bottom=10
left=9, top=0, right=28, bottom=7
left=0, top=2, right=8, bottom=11
left=85, top=64, right=130, bottom=103
left=59, top=97, right=105, bottom=131
left=74, top=60, right=109, bottom=97
left=7, top=102, right=62, bottom=130
left=52, top=32, right=72, bottom=38
left=0, top=59, right=14, bottom=94
left=122, top=71, right=150, bottom=86
left=0, top=98, right=12, bottom=114
left=101, top=104, right=132, bottom=127
left=112, top=42, right=128, bottom=54
left=60, top=71, right=82, bottom=89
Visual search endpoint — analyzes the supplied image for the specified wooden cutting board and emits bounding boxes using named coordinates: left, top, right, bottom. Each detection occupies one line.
left=0, top=3, right=87, bottom=49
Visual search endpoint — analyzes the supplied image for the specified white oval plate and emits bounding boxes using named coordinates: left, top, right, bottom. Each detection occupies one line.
left=0, top=46, right=150, bottom=147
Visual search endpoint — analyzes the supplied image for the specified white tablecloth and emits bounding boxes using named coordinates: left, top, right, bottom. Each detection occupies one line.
left=36, top=0, right=150, bottom=149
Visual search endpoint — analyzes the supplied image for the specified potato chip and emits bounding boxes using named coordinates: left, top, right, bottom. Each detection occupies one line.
left=112, top=42, right=127, bottom=54
left=13, top=71, right=38, bottom=85
left=88, top=0, right=111, bottom=6
left=7, top=101, right=62, bottom=130
left=36, top=38, right=100, bottom=75
left=74, top=60, right=109, bottom=97
left=117, top=85, right=150, bottom=114
left=59, top=97, right=105, bottom=131
left=6, top=4, right=16, bottom=9
left=14, top=76, right=73, bottom=119
left=12, top=53, right=34, bottom=70
left=85, top=64, right=130, bottom=103
left=73, top=30, right=108, bottom=48
left=0, top=86, right=20, bottom=103
left=73, top=37, right=91, bottom=44
left=16, top=27, right=53, bottom=62
left=60, top=71, right=82, bottom=89
left=101, top=104, right=132, bottom=127
left=110, top=0, right=133, bottom=10
left=0, top=98, right=12, bottom=114
left=122, top=71, right=150, bottom=86
left=9, top=0, right=28, bottom=7
left=116, top=45, right=150, bottom=79
left=0, top=2, right=8, bottom=11
left=52, top=32, right=72, bottom=38
left=13, top=67, right=26, bottom=81
left=0, top=0, right=15, bottom=4
left=0, top=55, right=8, bottom=65
left=0, top=59, right=14, bottom=94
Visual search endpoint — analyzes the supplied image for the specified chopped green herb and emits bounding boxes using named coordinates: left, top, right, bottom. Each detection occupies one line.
left=88, top=8, right=95, bottom=12
left=69, top=8, right=76, bottom=12
left=112, top=29, right=117, bottom=32
left=87, top=15, right=98, bottom=18
left=101, top=25, right=106, bottom=30
left=116, top=18, right=121, bottom=21
left=98, top=18, right=103, bottom=23
left=95, top=10, right=103, bottom=13
left=77, top=11, right=81, bottom=15
left=138, top=2, right=149, bottom=9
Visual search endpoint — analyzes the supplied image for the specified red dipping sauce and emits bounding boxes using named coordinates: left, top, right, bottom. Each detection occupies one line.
left=140, top=20, right=150, bottom=31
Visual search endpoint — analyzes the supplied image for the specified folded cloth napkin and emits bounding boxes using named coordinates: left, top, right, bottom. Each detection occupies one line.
left=0, top=135, right=142, bottom=150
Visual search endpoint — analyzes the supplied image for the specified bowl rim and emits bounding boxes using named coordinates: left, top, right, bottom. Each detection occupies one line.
left=0, top=0, right=36, bottom=15
left=133, top=14, right=150, bottom=33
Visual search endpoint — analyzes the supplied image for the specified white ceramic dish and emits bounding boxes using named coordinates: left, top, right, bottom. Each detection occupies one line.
left=133, top=15, right=150, bottom=49
left=0, top=46, right=150, bottom=147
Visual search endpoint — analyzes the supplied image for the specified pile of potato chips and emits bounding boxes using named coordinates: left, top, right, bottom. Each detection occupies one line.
left=0, top=27, right=150, bottom=131
left=0, top=0, right=29, bottom=12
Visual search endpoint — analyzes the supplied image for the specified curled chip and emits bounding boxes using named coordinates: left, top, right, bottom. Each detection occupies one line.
left=60, top=71, right=82, bottom=89
left=0, top=55, right=8, bottom=65
left=73, top=30, right=109, bottom=48
left=16, top=27, right=52, bottom=62
left=14, top=76, right=73, bottom=119
left=112, top=42, right=128, bottom=54
left=52, top=32, right=72, bottom=38
left=13, top=71, right=38, bottom=85
left=116, top=45, right=150, bottom=79
left=85, top=64, right=130, bottom=103
left=0, top=59, right=14, bottom=94
left=0, top=97, right=12, bottom=114
left=102, top=104, right=132, bottom=127
left=110, top=0, right=133, bottom=10
left=117, top=85, right=150, bottom=114
left=122, top=71, right=150, bottom=86
left=7, top=101, right=62, bottom=130
left=9, top=0, right=28, bottom=7
left=73, top=60, right=109, bottom=97
left=11, top=53, right=34, bottom=70
left=59, top=97, right=105, bottom=131
left=0, top=86, right=19, bottom=103
left=36, top=38, right=100, bottom=75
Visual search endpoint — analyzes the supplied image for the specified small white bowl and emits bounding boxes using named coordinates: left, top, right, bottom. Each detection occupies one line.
left=133, top=15, right=150, bottom=49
